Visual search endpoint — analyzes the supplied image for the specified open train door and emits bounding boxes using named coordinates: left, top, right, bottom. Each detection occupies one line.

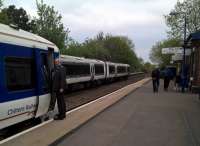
left=47, top=47, right=57, bottom=112
left=35, top=47, right=57, bottom=118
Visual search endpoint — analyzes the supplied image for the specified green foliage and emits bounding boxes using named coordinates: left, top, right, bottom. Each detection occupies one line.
left=141, top=62, right=155, bottom=73
left=150, top=38, right=181, bottom=67
left=0, top=0, right=3, bottom=8
left=0, top=5, right=34, bottom=31
left=0, top=11, right=9, bottom=24
left=34, top=0, right=69, bottom=50
left=103, top=35, right=141, bottom=70
left=0, top=0, right=7, bottom=23
left=64, top=33, right=142, bottom=71
left=165, top=0, right=200, bottom=39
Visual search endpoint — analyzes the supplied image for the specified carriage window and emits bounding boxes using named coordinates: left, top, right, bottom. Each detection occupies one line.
left=63, top=63, right=90, bottom=77
left=41, top=53, right=50, bottom=92
left=117, top=66, right=127, bottom=73
left=109, top=65, right=115, bottom=74
left=95, top=64, right=104, bottom=75
left=5, top=57, right=35, bottom=91
left=127, top=67, right=130, bottom=72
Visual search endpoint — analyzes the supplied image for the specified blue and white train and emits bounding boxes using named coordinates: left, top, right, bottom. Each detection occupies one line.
left=0, top=24, right=59, bottom=130
left=0, top=23, right=130, bottom=130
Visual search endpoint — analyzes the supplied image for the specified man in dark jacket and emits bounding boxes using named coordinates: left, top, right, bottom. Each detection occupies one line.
left=164, top=67, right=172, bottom=91
left=151, top=68, right=160, bottom=92
left=52, top=59, right=67, bottom=120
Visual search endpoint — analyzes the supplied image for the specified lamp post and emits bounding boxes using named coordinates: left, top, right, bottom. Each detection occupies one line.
left=169, top=12, right=187, bottom=92
left=169, top=12, right=187, bottom=63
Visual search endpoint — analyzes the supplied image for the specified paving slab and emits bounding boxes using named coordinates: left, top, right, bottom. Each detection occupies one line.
left=53, top=80, right=200, bottom=146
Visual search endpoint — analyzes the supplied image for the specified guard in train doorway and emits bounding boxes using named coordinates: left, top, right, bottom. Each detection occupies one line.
left=52, top=58, right=67, bottom=120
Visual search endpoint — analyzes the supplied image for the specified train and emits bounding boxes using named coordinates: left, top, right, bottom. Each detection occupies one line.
left=0, top=23, right=130, bottom=130
left=60, top=55, right=130, bottom=87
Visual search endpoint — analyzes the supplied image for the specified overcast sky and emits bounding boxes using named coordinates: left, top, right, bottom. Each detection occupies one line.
left=5, top=0, right=180, bottom=62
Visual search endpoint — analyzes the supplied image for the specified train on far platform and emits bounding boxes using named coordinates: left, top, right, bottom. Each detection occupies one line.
left=0, top=23, right=130, bottom=131
left=60, top=55, right=130, bottom=87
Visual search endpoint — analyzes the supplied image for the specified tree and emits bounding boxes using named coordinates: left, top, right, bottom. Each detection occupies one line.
left=141, top=62, right=155, bottom=73
left=0, top=0, right=9, bottom=24
left=150, top=39, right=181, bottom=67
left=34, top=0, right=69, bottom=51
left=0, top=11, right=9, bottom=24
left=103, top=35, right=140, bottom=69
left=165, top=0, right=200, bottom=39
left=1, top=5, right=34, bottom=31
left=0, top=0, right=3, bottom=8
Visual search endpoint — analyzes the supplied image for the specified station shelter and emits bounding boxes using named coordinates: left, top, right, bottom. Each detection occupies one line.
left=186, top=31, right=200, bottom=92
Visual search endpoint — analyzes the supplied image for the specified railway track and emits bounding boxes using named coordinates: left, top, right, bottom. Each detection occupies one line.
left=65, top=73, right=145, bottom=110
left=0, top=73, right=146, bottom=141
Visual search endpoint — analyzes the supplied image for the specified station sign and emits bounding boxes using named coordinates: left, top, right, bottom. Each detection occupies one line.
left=162, top=47, right=182, bottom=54
left=171, top=54, right=183, bottom=61
left=177, top=49, right=191, bottom=56
left=162, top=47, right=191, bottom=55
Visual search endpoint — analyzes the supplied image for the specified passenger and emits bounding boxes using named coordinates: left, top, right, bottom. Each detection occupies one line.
left=180, top=65, right=189, bottom=92
left=52, top=59, right=67, bottom=120
left=163, top=68, right=172, bottom=91
left=151, top=68, right=160, bottom=93
left=175, top=73, right=181, bottom=91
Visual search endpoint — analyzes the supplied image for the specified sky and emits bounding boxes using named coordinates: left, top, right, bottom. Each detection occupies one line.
left=4, top=0, right=181, bottom=62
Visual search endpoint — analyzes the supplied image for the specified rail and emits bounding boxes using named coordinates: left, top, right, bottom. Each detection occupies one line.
left=129, top=72, right=144, bottom=76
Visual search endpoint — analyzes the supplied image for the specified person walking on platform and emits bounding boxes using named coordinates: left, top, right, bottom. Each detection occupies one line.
left=164, top=67, right=172, bottom=91
left=175, top=73, right=181, bottom=91
left=180, top=65, right=189, bottom=92
left=52, top=59, right=67, bottom=120
left=151, top=68, right=160, bottom=92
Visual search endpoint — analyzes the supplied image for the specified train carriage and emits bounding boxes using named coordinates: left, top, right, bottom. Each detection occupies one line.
left=60, top=55, right=106, bottom=85
left=60, top=55, right=92, bottom=85
left=116, top=63, right=130, bottom=77
left=0, top=24, right=59, bottom=129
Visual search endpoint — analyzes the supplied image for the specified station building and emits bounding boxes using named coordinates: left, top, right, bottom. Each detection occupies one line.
left=186, top=31, right=200, bottom=92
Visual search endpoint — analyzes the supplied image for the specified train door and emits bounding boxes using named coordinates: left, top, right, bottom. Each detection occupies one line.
left=47, top=48, right=56, bottom=111
left=35, top=48, right=56, bottom=118
left=91, top=64, right=94, bottom=81
left=105, top=62, right=108, bottom=79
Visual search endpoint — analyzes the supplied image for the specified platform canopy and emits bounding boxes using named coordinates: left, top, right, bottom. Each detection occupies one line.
left=187, top=31, right=200, bottom=42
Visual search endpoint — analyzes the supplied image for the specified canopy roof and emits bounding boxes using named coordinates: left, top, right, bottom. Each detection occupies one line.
left=187, top=31, right=200, bottom=42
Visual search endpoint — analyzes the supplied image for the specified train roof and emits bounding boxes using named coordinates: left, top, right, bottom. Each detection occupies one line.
left=60, top=55, right=105, bottom=64
left=106, top=61, right=130, bottom=67
left=0, top=23, right=59, bottom=52
left=116, top=63, right=130, bottom=67
left=60, top=55, right=130, bottom=66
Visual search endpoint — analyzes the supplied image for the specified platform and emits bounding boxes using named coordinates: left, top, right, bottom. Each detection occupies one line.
left=0, top=78, right=150, bottom=146
left=52, top=81, right=200, bottom=146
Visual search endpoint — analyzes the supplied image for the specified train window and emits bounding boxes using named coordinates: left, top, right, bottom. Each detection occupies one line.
left=63, top=63, right=90, bottom=77
left=5, top=57, right=35, bottom=91
left=95, top=64, right=104, bottom=75
left=109, top=65, right=115, bottom=74
left=117, top=66, right=126, bottom=73
left=127, top=67, right=130, bottom=72
left=41, top=53, right=50, bottom=92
